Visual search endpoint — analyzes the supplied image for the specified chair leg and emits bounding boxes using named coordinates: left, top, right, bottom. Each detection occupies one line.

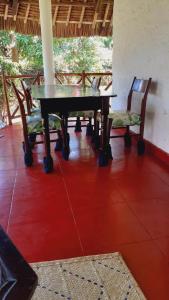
left=23, top=126, right=33, bottom=167
left=137, top=123, right=145, bottom=155
left=43, top=156, right=53, bottom=173
left=106, top=118, right=113, bottom=160
left=55, top=130, right=63, bottom=151
left=137, top=139, right=145, bottom=155
left=93, top=120, right=100, bottom=149
left=75, top=116, right=82, bottom=132
left=28, top=132, right=37, bottom=149
left=86, top=117, right=93, bottom=136
left=23, top=140, right=33, bottom=167
left=124, top=126, right=131, bottom=147
left=105, top=143, right=113, bottom=160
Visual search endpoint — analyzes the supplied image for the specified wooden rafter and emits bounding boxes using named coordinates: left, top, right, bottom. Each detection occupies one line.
left=11, top=0, right=19, bottom=15
left=4, top=4, right=8, bottom=20
left=92, top=12, right=98, bottom=29
left=66, top=5, right=72, bottom=26
left=96, top=0, right=102, bottom=12
left=24, top=3, right=30, bottom=24
left=13, top=3, right=19, bottom=21
left=103, top=3, right=110, bottom=27
left=78, top=6, right=85, bottom=29
left=53, top=5, right=59, bottom=26
left=110, top=12, right=113, bottom=28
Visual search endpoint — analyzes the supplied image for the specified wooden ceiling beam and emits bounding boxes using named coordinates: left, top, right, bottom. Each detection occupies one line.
left=92, top=11, right=98, bottom=29
left=78, top=6, right=85, bottom=29
left=66, top=5, right=72, bottom=26
left=102, top=3, right=110, bottom=27
left=24, top=3, right=30, bottom=24
left=13, top=2, right=19, bottom=21
left=110, top=12, right=113, bottom=28
left=53, top=5, right=59, bottom=26
left=4, top=4, right=8, bottom=20
left=92, top=0, right=100, bottom=29
left=96, top=0, right=102, bottom=12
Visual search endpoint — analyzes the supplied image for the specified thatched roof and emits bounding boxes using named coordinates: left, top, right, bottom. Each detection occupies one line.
left=0, top=0, right=113, bottom=37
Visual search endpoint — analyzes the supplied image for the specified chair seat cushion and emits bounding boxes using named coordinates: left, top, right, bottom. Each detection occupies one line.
left=48, top=114, right=61, bottom=130
left=32, top=110, right=95, bottom=119
left=27, top=114, right=43, bottom=134
left=31, top=108, right=41, bottom=115
left=109, top=111, right=141, bottom=127
left=69, top=111, right=94, bottom=118
left=27, top=113, right=61, bottom=134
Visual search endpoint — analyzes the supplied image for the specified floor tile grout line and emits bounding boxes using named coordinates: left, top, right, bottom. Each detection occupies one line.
left=112, top=181, right=156, bottom=241
left=151, top=239, right=169, bottom=261
left=124, top=200, right=157, bottom=241
left=150, top=169, right=169, bottom=188
left=6, top=169, right=18, bottom=234
left=57, top=158, right=85, bottom=256
left=120, top=193, right=169, bottom=243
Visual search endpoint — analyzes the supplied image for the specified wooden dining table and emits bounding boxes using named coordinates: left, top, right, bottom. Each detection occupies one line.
left=32, top=84, right=117, bottom=172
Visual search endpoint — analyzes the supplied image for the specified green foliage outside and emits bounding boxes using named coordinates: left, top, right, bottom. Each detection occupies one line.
left=0, top=30, right=112, bottom=117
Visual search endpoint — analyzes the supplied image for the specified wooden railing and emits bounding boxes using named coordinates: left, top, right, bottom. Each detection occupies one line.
left=1, top=71, right=112, bottom=125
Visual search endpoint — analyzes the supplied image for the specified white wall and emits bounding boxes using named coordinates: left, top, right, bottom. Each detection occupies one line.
left=112, top=0, right=169, bottom=153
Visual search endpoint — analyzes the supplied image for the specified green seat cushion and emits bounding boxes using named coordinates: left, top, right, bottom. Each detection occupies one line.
left=109, top=111, right=141, bottom=127
left=27, top=112, right=61, bottom=134
left=32, top=110, right=94, bottom=119
left=27, top=114, right=43, bottom=134
left=69, top=111, right=94, bottom=118
left=69, top=111, right=85, bottom=118
left=48, top=114, right=61, bottom=130
left=31, top=108, right=41, bottom=115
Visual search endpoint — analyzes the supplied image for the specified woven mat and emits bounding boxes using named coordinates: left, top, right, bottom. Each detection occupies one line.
left=31, top=252, right=146, bottom=300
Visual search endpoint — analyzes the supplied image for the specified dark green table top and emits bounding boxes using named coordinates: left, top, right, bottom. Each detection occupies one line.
left=31, top=85, right=117, bottom=100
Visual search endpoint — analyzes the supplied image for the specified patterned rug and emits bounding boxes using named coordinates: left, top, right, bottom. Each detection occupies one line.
left=31, top=252, right=146, bottom=300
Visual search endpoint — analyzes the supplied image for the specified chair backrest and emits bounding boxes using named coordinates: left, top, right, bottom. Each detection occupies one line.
left=0, top=225, right=37, bottom=299
left=21, top=80, right=34, bottom=115
left=12, top=82, right=26, bottom=118
left=12, top=81, right=30, bottom=144
left=91, top=77, right=101, bottom=90
left=127, top=77, right=152, bottom=119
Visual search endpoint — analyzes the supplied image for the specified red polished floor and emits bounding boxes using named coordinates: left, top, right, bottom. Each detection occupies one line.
left=1, top=123, right=169, bottom=299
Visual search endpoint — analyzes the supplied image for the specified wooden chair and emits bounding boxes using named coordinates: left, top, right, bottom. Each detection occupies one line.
left=108, top=77, right=152, bottom=155
left=12, top=81, right=62, bottom=173
left=0, top=225, right=37, bottom=299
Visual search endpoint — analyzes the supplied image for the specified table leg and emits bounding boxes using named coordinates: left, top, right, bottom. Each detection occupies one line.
left=99, top=97, right=113, bottom=166
left=43, top=113, right=53, bottom=173
left=92, top=111, right=100, bottom=148
left=61, top=113, right=70, bottom=160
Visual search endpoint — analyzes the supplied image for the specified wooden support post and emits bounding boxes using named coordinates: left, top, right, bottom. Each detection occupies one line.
left=39, top=0, right=55, bottom=85
left=2, top=72, right=12, bottom=125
